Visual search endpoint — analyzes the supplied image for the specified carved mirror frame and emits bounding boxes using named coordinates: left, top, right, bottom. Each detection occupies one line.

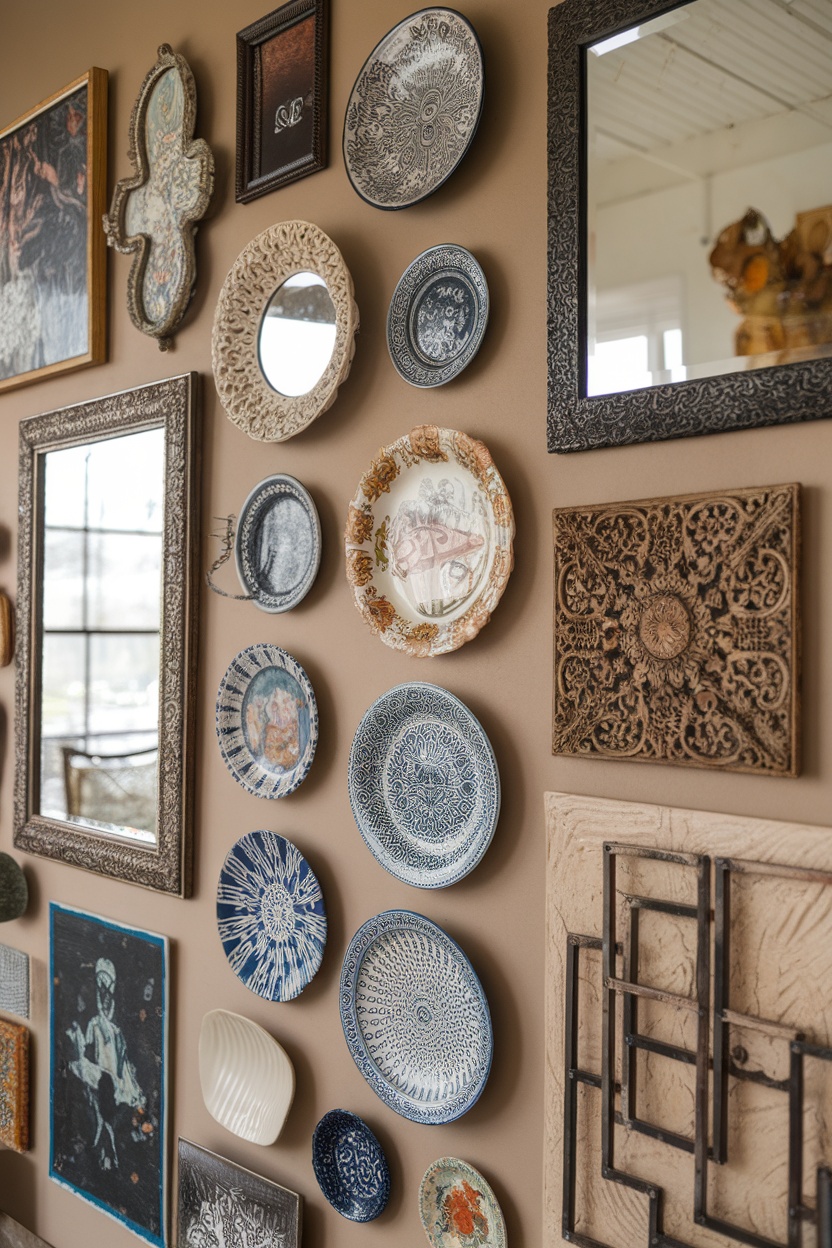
left=547, top=0, right=832, bottom=453
left=14, top=373, right=199, bottom=896
left=103, top=45, right=215, bottom=351
left=212, top=218, right=359, bottom=442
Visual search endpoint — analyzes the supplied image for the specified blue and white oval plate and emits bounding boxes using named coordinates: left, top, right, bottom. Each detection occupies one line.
left=312, top=1108, right=391, bottom=1221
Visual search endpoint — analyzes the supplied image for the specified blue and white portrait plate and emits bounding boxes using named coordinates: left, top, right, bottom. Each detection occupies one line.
left=312, top=1108, right=390, bottom=1221
left=215, top=644, right=318, bottom=798
left=387, top=245, right=489, bottom=387
left=217, top=830, right=326, bottom=1002
left=235, top=474, right=321, bottom=613
left=339, top=910, right=492, bottom=1125
left=348, top=683, right=500, bottom=888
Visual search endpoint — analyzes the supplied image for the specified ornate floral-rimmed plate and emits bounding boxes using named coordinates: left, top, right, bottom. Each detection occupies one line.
left=345, top=425, right=514, bottom=657
left=348, top=683, right=499, bottom=888
left=217, top=830, right=326, bottom=1001
left=235, top=474, right=321, bottom=612
left=216, top=644, right=318, bottom=798
left=339, top=910, right=492, bottom=1124
left=343, top=8, right=484, bottom=210
left=388, top=245, right=489, bottom=387
left=419, top=1157, right=507, bottom=1248
left=312, top=1109, right=391, bottom=1222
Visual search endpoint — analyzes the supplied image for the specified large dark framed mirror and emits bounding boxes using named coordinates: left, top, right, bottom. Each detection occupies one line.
left=14, top=374, right=199, bottom=896
left=548, top=0, right=832, bottom=452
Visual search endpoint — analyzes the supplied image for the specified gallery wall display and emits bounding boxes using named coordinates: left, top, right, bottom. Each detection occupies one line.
left=234, top=473, right=322, bottom=611
left=544, top=792, right=832, bottom=1248
left=387, top=244, right=489, bottom=388
left=419, top=1157, right=507, bottom=1248
left=199, top=1009, right=295, bottom=1145
left=103, top=45, right=215, bottom=351
left=0, top=943, right=30, bottom=1018
left=348, top=682, right=500, bottom=888
left=552, top=482, right=800, bottom=775
left=345, top=424, right=515, bottom=656
left=0, top=590, right=14, bottom=667
left=312, top=1109, right=391, bottom=1222
left=0, top=1018, right=29, bottom=1153
left=14, top=374, right=200, bottom=896
left=340, top=910, right=493, bottom=1124
left=215, top=643, right=318, bottom=798
left=343, top=8, right=484, bottom=210
left=49, top=904, right=168, bottom=1248
left=0, top=67, right=107, bottom=394
left=217, top=829, right=327, bottom=1001
left=547, top=0, right=832, bottom=452
left=212, top=219, right=359, bottom=441
left=236, top=0, right=328, bottom=203
left=178, top=1139, right=302, bottom=1248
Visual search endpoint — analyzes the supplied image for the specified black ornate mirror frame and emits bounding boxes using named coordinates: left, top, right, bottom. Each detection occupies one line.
left=13, top=373, right=199, bottom=896
left=547, top=0, right=832, bottom=453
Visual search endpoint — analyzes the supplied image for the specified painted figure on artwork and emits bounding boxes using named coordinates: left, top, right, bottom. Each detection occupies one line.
left=388, top=476, right=488, bottom=618
left=242, top=670, right=307, bottom=775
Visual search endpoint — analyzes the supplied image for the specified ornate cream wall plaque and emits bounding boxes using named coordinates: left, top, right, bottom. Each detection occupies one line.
left=552, top=483, right=800, bottom=776
left=545, top=792, right=832, bottom=1248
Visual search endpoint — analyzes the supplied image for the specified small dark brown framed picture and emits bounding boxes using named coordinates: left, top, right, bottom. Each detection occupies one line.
left=236, top=0, right=328, bottom=203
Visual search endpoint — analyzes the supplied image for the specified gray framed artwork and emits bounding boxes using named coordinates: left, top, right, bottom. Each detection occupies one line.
left=0, top=943, right=29, bottom=1018
left=177, top=1139, right=301, bottom=1246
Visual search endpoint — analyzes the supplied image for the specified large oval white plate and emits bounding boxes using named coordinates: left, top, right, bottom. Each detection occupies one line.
left=419, top=1157, right=507, bottom=1248
left=339, top=910, right=492, bottom=1124
left=199, top=1009, right=295, bottom=1145
left=348, top=683, right=500, bottom=888
left=235, top=474, right=321, bottom=612
left=345, top=425, right=514, bottom=657
left=215, top=644, right=318, bottom=798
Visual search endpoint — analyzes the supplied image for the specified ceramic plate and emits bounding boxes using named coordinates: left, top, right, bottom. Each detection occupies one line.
left=217, top=830, right=326, bottom=1001
left=235, top=474, right=321, bottom=612
left=348, top=683, right=499, bottom=888
left=419, top=1157, right=507, bottom=1248
left=199, top=1009, right=295, bottom=1145
left=387, top=245, right=489, bottom=387
left=345, top=425, right=514, bottom=656
left=343, top=8, right=484, bottom=210
left=339, top=910, right=492, bottom=1124
left=312, top=1109, right=391, bottom=1222
left=216, top=644, right=318, bottom=798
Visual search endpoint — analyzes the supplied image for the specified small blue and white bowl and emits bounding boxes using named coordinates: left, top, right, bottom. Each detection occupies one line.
left=312, top=1108, right=391, bottom=1221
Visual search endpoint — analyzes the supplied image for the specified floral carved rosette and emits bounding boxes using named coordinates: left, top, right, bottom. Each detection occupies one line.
left=419, top=1157, right=507, bottom=1248
left=345, top=425, right=514, bottom=656
left=552, top=483, right=801, bottom=775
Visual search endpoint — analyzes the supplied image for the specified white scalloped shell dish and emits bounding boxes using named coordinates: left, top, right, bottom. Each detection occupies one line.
left=198, top=1008, right=295, bottom=1145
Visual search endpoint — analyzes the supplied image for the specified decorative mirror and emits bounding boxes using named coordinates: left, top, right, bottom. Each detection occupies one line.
left=548, top=0, right=832, bottom=452
left=212, top=219, right=359, bottom=442
left=14, top=374, right=199, bottom=896
left=103, top=45, right=215, bottom=351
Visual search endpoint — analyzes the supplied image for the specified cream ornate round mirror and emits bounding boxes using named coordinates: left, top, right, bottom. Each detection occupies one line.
left=213, top=220, right=359, bottom=441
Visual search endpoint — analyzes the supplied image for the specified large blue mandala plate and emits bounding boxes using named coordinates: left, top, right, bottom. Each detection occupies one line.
left=312, top=1108, right=391, bottom=1221
left=339, top=910, right=493, bottom=1124
left=348, top=683, right=500, bottom=888
left=215, top=644, right=318, bottom=798
left=217, top=829, right=326, bottom=1001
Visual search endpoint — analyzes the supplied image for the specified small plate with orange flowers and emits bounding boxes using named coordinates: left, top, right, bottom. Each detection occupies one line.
left=419, top=1158, right=506, bottom=1248
left=345, top=425, right=514, bottom=657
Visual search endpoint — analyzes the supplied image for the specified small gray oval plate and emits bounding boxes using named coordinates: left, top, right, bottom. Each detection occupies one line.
left=235, top=474, right=321, bottom=612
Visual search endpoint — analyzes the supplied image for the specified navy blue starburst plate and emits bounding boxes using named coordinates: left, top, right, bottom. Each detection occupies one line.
left=312, top=1109, right=391, bottom=1221
left=217, top=829, right=326, bottom=1001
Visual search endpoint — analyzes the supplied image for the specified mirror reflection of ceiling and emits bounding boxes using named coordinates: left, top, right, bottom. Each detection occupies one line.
left=589, top=0, right=832, bottom=207
left=259, top=271, right=337, bottom=397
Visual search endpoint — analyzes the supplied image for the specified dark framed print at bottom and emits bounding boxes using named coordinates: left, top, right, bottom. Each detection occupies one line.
left=50, top=904, right=168, bottom=1247
left=178, top=1140, right=302, bottom=1246
left=0, top=68, right=107, bottom=394
left=236, top=0, right=328, bottom=202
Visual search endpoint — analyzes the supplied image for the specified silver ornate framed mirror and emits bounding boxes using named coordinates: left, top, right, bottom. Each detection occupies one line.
left=212, top=219, right=359, bottom=442
left=14, top=374, right=199, bottom=896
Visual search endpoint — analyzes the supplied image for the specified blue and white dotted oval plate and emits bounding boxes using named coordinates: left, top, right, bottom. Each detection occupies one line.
left=339, top=910, right=493, bottom=1125
left=217, top=829, right=326, bottom=1001
left=348, top=683, right=500, bottom=888
left=215, top=644, right=318, bottom=798
left=312, top=1108, right=391, bottom=1221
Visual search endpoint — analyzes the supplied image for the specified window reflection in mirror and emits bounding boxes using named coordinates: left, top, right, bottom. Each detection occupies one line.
left=586, top=0, right=832, bottom=396
left=258, top=271, right=337, bottom=397
left=38, top=428, right=165, bottom=843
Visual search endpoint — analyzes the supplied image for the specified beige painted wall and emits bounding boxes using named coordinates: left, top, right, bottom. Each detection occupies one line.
left=1, top=2, right=831, bottom=1246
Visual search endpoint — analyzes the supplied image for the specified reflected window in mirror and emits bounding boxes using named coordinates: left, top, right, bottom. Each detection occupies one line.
left=258, top=271, right=337, bottom=397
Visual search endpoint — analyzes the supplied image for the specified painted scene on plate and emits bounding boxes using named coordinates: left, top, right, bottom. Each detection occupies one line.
left=178, top=1139, right=301, bottom=1248
left=50, top=904, right=167, bottom=1248
left=0, top=86, right=89, bottom=381
left=242, top=667, right=310, bottom=775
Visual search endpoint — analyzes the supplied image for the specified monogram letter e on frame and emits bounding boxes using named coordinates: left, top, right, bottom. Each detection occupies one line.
left=103, top=45, right=214, bottom=351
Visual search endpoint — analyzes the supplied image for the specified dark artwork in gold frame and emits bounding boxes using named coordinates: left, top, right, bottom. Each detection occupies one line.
left=236, top=0, right=328, bottom=203
left=0, top=68, right=107, bottom=394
